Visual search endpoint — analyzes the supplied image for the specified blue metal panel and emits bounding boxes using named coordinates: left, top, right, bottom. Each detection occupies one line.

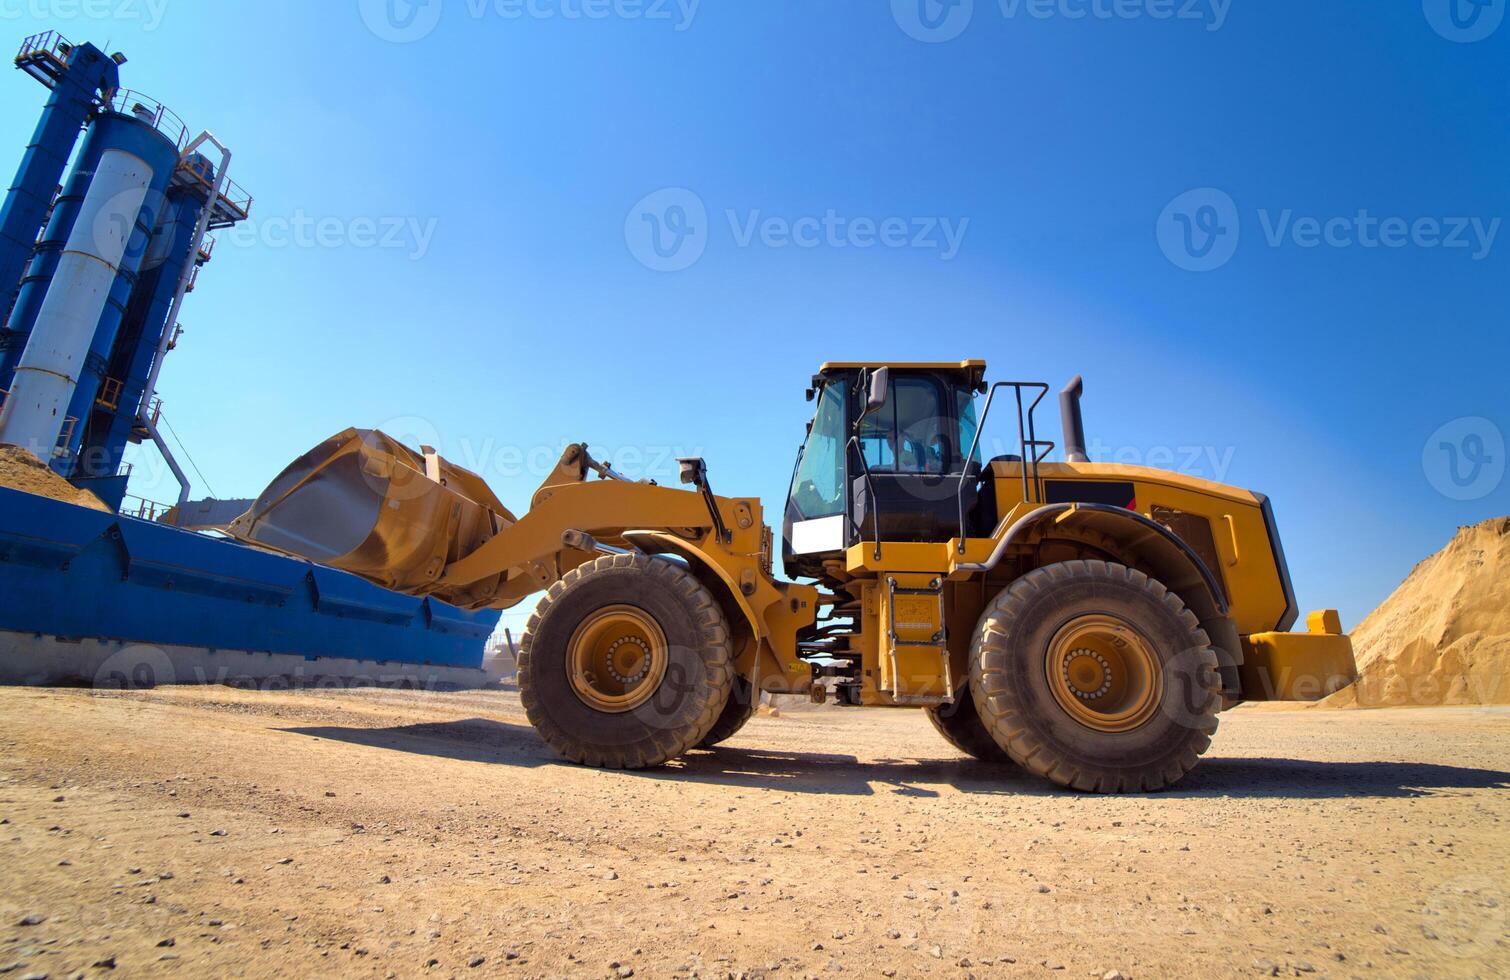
left=0, top=37, right=118, bottom=324
left=0, top=487, right=497, bottom=668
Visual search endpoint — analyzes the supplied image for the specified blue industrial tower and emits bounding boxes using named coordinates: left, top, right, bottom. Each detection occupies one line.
left=0, top=33, right=120, bottom=336
left=0, top=31, right=250, bottom=509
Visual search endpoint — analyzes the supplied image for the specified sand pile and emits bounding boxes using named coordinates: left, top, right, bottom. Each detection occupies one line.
left=1326, top=517, right=1510, bottom=707
left=0, top=444, right=111, bottom=513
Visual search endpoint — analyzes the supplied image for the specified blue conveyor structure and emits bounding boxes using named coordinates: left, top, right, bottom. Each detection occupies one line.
left=0, top=486, right=498, bottom=676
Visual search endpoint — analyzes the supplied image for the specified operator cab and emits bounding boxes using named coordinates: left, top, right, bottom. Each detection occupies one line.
left=782, top=360, right=990, bottom=579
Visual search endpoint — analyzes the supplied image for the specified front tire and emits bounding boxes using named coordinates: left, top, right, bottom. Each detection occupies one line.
left=971, top=560, right=1221, bottom=793
left=519, top=554, right=733, bottom=769
left=925, top=683, right=1012, bottom=763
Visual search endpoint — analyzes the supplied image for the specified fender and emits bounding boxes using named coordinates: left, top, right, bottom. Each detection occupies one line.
left=960, top=501, right=1229, bottom=616
left=621, top=529, right=767, bottom=640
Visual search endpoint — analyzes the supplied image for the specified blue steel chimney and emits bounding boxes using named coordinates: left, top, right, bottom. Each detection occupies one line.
left=0, top=32, right=120, bottom=324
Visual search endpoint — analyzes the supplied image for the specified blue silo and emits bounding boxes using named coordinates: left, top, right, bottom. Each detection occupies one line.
left=54, top=105, right=185, bottom=469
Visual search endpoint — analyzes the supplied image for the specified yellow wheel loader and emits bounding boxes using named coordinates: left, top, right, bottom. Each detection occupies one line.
left=228, top=361, right=1356, bottom=792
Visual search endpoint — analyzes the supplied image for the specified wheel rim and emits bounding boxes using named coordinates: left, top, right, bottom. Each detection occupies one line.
left=1044, top=613, right=1163, bottom=733
left=567, top=604, right=669, bottom=713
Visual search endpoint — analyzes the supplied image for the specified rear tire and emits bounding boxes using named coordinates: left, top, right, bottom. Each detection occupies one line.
left=924, top=683, right=1012, bottom=763
left=519, top=554, right=733, bottom=769
left=697, top=674, right=756, bottom=749
left=970, top=560, right=1221, bottom=793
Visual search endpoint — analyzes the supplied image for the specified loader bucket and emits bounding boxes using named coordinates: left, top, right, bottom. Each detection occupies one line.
left=227, top=428, right=515, bottom=596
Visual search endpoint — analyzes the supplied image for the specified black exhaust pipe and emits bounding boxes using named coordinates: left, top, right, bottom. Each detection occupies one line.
left=1060, top=375, right=1088, bottom=463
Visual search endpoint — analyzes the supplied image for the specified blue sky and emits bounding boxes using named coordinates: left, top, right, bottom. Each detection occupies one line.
left=1, top=0, right=1505, bottom=639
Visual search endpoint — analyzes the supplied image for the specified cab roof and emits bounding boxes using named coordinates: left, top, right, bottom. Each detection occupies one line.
left=817, top=359, right=986, bottom=373
left=811, top=360, right=988, bottom=398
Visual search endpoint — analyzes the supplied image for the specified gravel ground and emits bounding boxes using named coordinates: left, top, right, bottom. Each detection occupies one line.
left=0, top=685, right=1506, bottom=979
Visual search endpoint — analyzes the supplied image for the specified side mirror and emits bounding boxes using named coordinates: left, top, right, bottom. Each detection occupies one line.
left=864, top=367, right=890, bottom=417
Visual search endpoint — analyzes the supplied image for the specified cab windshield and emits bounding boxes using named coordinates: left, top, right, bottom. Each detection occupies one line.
left=788, top=381, right=846, bottom=520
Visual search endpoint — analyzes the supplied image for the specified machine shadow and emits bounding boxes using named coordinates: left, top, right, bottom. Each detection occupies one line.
left=280, top=721, right=1510, bottom=800
left=283, top=718, right=561, bottom=769
left=1164, top=757, right=1510, bottom=799
left=279, top=718, right=1031, bottom=795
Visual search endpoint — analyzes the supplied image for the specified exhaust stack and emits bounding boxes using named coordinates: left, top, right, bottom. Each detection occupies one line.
left=1060, top=375, right=1088, bottom=464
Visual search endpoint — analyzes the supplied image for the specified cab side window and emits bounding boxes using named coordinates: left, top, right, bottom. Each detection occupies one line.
left=858, top=377, right=949, bottom=475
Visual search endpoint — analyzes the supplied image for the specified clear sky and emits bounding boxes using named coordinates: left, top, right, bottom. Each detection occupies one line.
left=1, top=0, right=1505, bottom=641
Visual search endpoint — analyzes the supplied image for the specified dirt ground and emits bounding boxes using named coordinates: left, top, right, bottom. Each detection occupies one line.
left=1, top=687, right=1506, bottom=979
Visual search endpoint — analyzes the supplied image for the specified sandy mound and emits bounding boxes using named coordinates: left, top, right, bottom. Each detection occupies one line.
left=0, top=444, right=111, bottom=513
left=1325, top=517, right=1510, bottom=707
